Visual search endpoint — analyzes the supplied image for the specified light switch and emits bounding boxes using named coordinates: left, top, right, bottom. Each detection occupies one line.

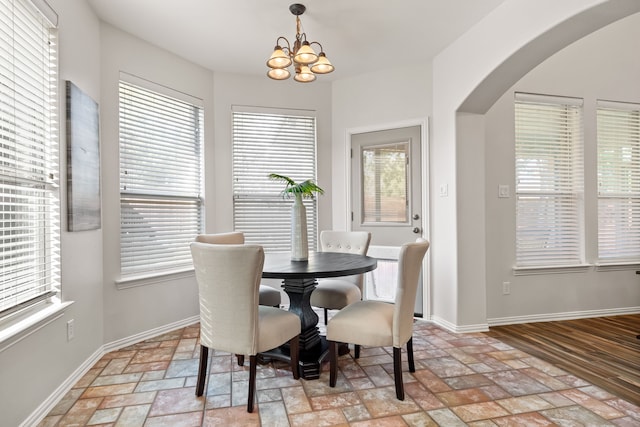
left=498, top=184, right=510, bottom=198
left=439, top=184, right=448, bottom=197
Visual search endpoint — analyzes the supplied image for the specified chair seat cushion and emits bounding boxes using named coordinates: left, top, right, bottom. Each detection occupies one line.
left=326, top=300, right=394, bottom=347
left=258, top=306, right=300, bottom=353
left=259, top=285, right=281, bottom=306
left=310, top=279, right=361, bottom=310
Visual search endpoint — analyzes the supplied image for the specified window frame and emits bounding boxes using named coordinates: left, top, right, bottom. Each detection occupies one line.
left=232, top=106, right=319, bottom=253
left=596, top=99, right=640, bottom=264
left=117, top=74, right=204, bottom=283
left=0, top=0, right=68, bottom=345
left=513, top=92, right=586, bottom=272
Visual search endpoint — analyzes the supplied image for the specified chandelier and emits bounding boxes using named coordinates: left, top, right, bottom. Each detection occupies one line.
left=266, top=3, right=334, bottom=83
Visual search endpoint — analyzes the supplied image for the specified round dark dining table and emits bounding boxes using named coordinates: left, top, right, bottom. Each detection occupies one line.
left=261, top=251, right=377, bottom=379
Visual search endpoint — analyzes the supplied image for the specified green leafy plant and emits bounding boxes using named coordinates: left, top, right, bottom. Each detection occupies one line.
left=268, top=173, right=324, bottom=199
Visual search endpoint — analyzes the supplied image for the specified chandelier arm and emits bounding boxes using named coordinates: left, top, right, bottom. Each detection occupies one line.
left=276, top=36, right=292, bottom=53
left=309, top=41, right=324, bottom=52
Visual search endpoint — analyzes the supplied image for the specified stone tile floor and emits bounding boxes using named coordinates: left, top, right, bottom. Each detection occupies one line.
left=38, top=318, right=640, bottom=426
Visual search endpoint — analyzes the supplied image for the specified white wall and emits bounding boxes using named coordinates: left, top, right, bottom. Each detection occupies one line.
left=209, top=72, right=333, bottom=303
left=100, top=23, right=214, bottom=343
left=5, top=0, right=640, bottom=424
left=211, top=72, right=333, bottom=234
left=4, top=13, right=332, bottom=424
left=100, top=26, right=333, bottom=343
left=432, top=0, right=640, bottom=330
left=0, top=1, right=103, bottom=426
left=330, top=65, right=432, bottom=230
left=484, top=12, right=640, bottom=323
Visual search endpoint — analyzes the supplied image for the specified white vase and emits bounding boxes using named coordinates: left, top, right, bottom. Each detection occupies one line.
left=291, top=194, right=309, bottom=261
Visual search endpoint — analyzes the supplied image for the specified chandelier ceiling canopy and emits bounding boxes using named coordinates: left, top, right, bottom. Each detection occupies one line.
left=266, top=3, right=334, bottom=83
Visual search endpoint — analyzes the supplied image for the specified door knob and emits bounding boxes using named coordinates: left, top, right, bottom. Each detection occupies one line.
left=412, top=227, right=421, bottom=234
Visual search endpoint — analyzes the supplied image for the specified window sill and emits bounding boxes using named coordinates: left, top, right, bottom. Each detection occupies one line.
left=595, top=262, right=640, bottom=272
left=115, top=268, right=195, bottom=290
left=0, top=298, right=74, bottom=353
left=512, top=264, right=592, bottom=276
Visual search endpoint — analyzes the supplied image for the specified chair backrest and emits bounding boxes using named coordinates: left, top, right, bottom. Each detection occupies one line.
left=190, top=241, right=264, bottom=356
left=392, top=239, right=430, bottom=347
left=320, top=230, right=372, bottom=289
left=196, top=231, right=244, bottom=245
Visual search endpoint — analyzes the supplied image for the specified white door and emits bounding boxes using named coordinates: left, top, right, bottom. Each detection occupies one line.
left=351, top=125, right=425, bottom=315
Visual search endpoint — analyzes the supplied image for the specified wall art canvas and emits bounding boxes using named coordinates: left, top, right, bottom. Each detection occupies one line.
left=66, top=81, right=101, bottom=231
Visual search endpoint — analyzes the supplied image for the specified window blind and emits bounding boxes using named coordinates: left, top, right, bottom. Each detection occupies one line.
left=232, top=109, right=318, bottom=252
left=597, top=100, right=640, bottom=262
left=119, top=80, right=203, bottom=277
left=515, top=93, right=584, bottom=267
left=362, top=143, right=409, bottom=223
left=0, top=0, right=59, bottom=315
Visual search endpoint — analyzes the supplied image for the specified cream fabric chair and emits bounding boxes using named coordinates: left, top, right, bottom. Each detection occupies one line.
left=196, top=232, right=282, bottom=307
left=310, top=230, right=372, bottom=324
left=190, top=241, right=301, bottom=412
left=326, top=239, right=429, bottom=400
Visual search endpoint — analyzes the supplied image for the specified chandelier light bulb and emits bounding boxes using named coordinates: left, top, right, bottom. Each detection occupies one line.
left=267, top=46, right=292, bottom=69
left=294, top=65, right=316, bottom=83
left=310, top=53, right=334, bottom=74
left=268, top=67, right=291, bottom=80
left=293, top=41, right=318, bottom=65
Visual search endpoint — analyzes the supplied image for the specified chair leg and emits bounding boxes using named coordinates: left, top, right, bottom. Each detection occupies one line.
left=196, top=345, right=209, bottom=397
left=324, top=308, right=328, bottom=325
left=247, top=355, right=257, bottom=413
left=393, top=346, right=404, bottom=400
left=354, top=344, right=360, bottom=359
left=236, top=354, right=245, bottom=366
left=407, top=337, right=415, bottom=372
left=289, top=334, right=300, bottom=379
left=329, top=340, right=338, bottom=387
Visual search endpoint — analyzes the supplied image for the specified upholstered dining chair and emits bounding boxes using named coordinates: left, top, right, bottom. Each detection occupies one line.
left=195, top=232, right=282, bottom=307
left=190, top=241, right=300, bottom=412
left=326, top=239, right=429, bottom=401
left=310, top=230, right=372, bottom=324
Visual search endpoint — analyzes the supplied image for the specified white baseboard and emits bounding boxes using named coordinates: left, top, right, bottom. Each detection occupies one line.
left=103, top=315, right=199, bottom=353
left=426, top=308, right=640, bottom=332
left=22, top=316, right=200, bottom=427
left=430, top=315, right=490, bottom=333
left=487, top=306, right=640, bottom=327
left=20, top=347, right=104, bottom=427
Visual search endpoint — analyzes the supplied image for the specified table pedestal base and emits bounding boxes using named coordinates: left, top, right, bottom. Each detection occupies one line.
left=261, top=336, right=329, bottom=380
left=260, top=252, right=377, bottom=379
left=260, top=277, right=331, bottom=379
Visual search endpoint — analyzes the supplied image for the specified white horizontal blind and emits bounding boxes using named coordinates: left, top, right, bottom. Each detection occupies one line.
left=597, top=100, right=640, bottom=261
left=362, top=142, right=409, bottom=223
left=0, top=0, right=59, bottom=315
left=232, top=109, right=318, bottom=252
left=119, top=81, right=203, bottom=276
left=515, top=93, right=584, bottom=267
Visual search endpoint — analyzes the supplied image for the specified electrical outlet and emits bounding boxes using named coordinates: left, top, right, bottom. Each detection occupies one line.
left=439, top=184, right=448, bottom=197
left=502, top=282, right=511, bottom=295
left=67, top=319, right=75, bottom=341
left=498, top=184, right=510, bottom=198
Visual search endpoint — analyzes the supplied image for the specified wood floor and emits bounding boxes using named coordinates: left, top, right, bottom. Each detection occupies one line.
left=488, top=314, right=640, bottom=406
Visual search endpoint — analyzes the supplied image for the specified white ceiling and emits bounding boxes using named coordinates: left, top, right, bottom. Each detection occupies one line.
left=86, top=0, right=506, bottom=81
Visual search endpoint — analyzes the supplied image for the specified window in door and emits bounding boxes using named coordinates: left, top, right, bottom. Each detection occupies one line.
left=361, top=142, right=409, bottom=224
